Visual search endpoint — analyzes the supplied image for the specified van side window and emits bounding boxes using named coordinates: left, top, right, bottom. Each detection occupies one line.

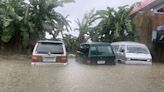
left=78, top=45, right=83, bottom=52
left=119, top=45, right=125, bottom=52
left=80, top=45, right=85, bottom=53
left=83, top=44, right=89, bottom=56
left=79, top=44, right=89, bottom=56
left=112, top=45, right=119, bottom=53
left=90, top=46, right=97, bottom=55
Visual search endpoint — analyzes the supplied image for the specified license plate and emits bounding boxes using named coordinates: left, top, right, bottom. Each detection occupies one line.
left=43, top=57, right=56, bottom=62
left=97, top=61, right=105, bottom=64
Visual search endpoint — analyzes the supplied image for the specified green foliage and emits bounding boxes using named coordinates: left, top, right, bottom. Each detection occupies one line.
left=96, top=7, right=116, bottom=42
left=75, top=9, right=101, bottom=43
left=63, top=34, right=77, bottom=53
left=76, top=6, right=135, bottom=43
left=0, top=0, right=74, bottom=50
left=21, top=31, right=29, bottom=48
left=1, top=27, right=14, bottom=42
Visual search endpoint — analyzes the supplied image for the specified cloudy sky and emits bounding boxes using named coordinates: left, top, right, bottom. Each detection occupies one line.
left=49, top=0, right=140, bottom=37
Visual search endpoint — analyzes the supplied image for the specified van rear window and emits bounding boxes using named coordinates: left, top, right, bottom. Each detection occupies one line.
left=36, top=42, right=64, bottom=54
left=90, top=45, right=114, bottom=56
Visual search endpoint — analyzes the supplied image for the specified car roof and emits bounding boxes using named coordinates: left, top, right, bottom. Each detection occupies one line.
left=111, top=41, right=146, bottom=47
left=37, top=40, right=64, bottom=43
left=81, top=42, right=111, bottom=45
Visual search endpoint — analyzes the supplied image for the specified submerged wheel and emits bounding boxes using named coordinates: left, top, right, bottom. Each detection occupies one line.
left=117, top=60, right=121, bottom=63
left=110, top=61, right=116, bottom=65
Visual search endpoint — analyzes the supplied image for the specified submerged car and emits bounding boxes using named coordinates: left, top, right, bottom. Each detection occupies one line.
left=111, top=41, right=152, bottom=64
left=76, top=42, right=116, bottom=65
left=32, top=40, right=67, bottom=65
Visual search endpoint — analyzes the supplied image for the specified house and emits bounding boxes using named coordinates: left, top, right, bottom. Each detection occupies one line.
left=130, top=0, right=164, bottom=62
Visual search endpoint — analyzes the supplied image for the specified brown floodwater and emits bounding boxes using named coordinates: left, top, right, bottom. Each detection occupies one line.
left=0, top=58, right=164, bottom=92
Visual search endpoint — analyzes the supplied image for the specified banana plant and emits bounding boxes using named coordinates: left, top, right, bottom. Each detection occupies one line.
left=75, top=9, right=101, bottom=43
left=95, top=6, right=135, bottom=42
left=0, top=0, right=74, bottom=51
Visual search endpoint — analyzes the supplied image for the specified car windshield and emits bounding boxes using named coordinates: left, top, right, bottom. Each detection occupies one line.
left=36, top=42, right=64, bottom=54
left=127, top=45, right=149, bottom=54
left=90, top=45, right=114, bottom=56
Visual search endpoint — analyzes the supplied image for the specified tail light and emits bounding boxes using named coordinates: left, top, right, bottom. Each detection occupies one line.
left=56, top=56, right=67, bottom=63
left=32, top=55, right=42, bottom=62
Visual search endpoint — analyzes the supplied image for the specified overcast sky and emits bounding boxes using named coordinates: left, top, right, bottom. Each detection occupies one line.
left=48, top=0, right=140, bottom=38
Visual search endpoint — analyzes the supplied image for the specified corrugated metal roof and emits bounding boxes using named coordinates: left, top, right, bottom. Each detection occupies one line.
left=130, top=0, right=163, bottom=16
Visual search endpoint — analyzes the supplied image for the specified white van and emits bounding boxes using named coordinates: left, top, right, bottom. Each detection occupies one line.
left=111, top=41, right=152, bottom=64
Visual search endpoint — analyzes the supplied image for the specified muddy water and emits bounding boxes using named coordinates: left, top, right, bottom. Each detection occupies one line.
left=1, top=58, right=164, bottom=92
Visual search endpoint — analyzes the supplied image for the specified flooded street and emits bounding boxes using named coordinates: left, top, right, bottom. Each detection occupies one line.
left=1, top=58, right=164, bottom=92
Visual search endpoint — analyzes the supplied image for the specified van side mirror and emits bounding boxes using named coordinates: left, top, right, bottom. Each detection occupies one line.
left=120, top=49, right=125, bottom=53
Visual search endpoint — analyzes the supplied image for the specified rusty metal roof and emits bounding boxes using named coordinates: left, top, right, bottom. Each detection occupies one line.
left=130, top=0, right=164, bottom=16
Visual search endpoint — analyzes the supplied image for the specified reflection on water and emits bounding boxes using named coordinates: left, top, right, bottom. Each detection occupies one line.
left=1, top=58, right=164, bottom=92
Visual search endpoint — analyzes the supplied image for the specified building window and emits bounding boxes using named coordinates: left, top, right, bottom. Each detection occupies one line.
left=157, top=7, right=164, bottom=13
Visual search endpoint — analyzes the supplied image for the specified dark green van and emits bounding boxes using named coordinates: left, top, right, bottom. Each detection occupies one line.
left=76, top=42, right=116, bottom=65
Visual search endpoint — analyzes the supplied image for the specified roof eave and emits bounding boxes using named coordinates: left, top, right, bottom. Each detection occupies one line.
left=129, top=0, right=164, bottom=17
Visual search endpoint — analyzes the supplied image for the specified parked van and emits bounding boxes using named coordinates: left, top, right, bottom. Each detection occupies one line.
left=76, top=42, right=116, bottom=65
left=111, top=41, right=152, bottom=64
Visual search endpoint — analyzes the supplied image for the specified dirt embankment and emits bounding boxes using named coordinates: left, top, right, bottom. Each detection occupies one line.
left=0, top=54, right=31, bottom=61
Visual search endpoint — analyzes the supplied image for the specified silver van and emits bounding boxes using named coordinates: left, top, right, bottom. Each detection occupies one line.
left=111, top=41, right=152, bottom=64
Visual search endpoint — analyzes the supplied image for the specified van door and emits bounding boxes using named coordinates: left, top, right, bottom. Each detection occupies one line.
left=77, top=44, right=90, bottom=63
left=112, top=45, right=119, bottom=60
left=118, top=45, right=126, bottom=61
